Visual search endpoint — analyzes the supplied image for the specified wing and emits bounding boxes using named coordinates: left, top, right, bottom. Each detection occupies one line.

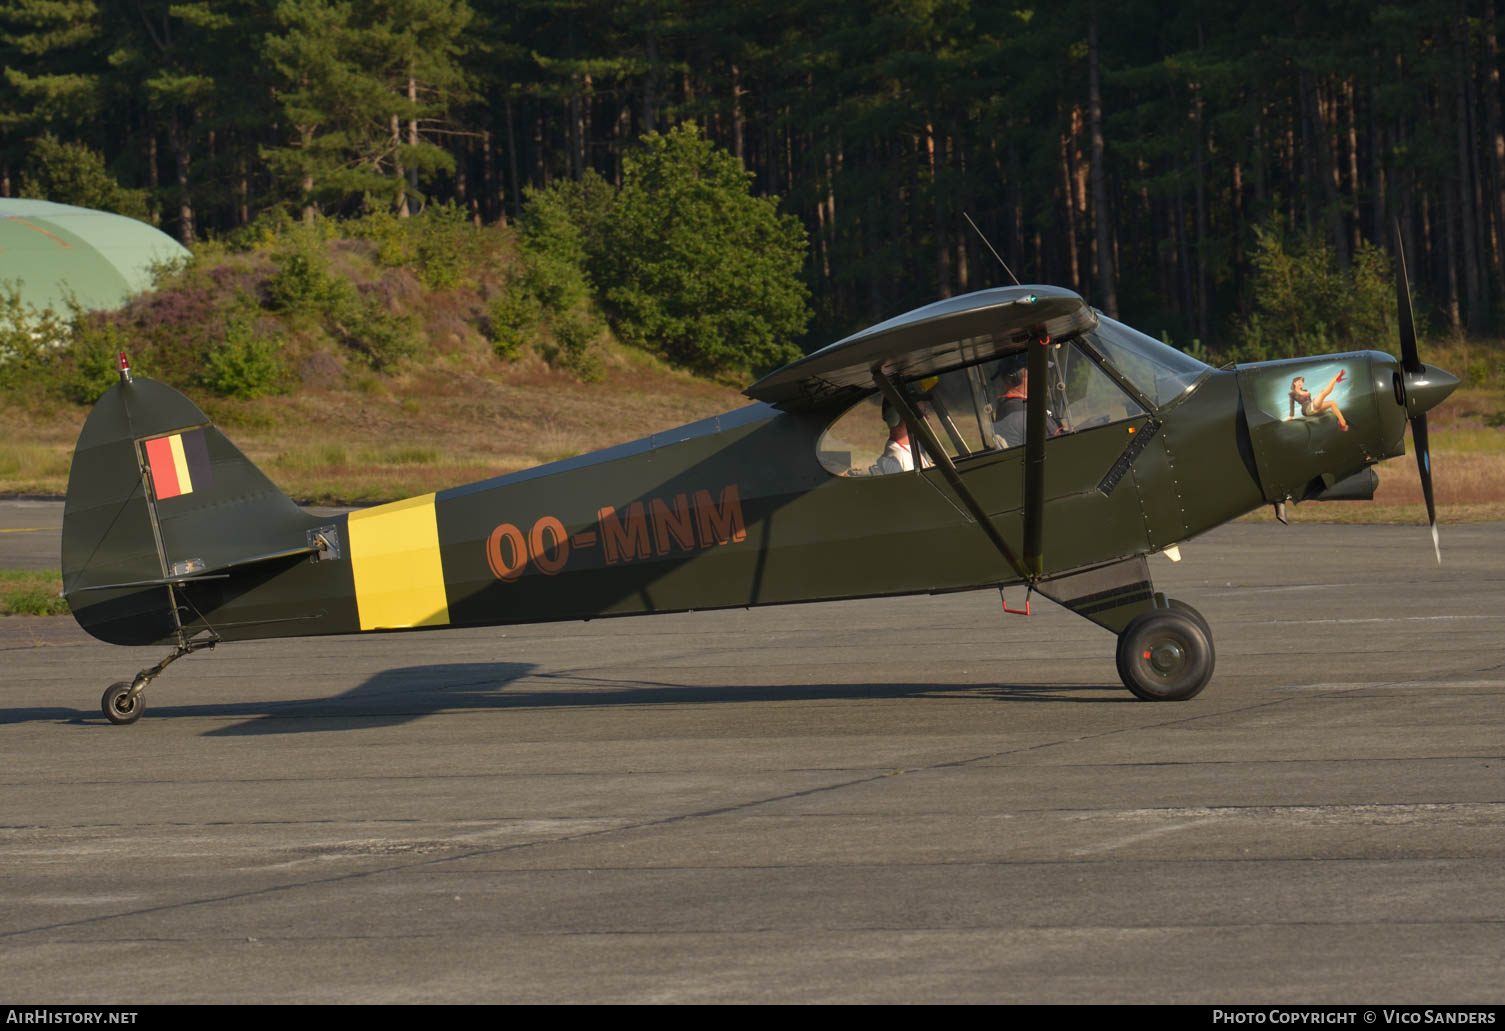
left=745, top=285, right=1096, bottom=411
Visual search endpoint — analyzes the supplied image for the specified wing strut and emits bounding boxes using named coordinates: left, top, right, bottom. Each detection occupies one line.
left=871, top=367, right=1031, bottom=582
left=1023, top=332, right=1049, bottom=577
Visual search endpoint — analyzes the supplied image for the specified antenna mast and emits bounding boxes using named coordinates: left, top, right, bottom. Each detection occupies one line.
left=963, top=212, right=1020, bottom=287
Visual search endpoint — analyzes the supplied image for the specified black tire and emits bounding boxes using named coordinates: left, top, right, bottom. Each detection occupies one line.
left=1164, top=598, right=1215, bottom=662
left=1116, top=609, right=1214, bottom=701
left=102, top=681, right=144, bottom=725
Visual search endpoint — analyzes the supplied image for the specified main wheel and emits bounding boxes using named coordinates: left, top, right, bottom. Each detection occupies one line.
left=1116, top=608, right=1214, bottom=701
left=102, top=681, right=144, bottom=725
left=1164, top=597, right=1214, bottom=658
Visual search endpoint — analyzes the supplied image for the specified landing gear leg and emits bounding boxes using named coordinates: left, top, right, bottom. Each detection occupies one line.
left=1032, top=558, right=1217, bottom=701
left=100, top=633, right=217, bottom=725
left=1115, top=600, right=1215, bottom=701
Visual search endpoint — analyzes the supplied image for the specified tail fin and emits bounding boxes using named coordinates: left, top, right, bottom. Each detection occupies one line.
left=62, top=376, right=317, bottom=645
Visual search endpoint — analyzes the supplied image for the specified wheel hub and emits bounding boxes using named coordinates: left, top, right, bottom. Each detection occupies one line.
left=1147, top=640, right=1185, bottom=674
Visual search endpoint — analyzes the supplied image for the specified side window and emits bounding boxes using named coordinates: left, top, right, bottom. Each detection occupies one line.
left=818, top=394, right=924, bottom=476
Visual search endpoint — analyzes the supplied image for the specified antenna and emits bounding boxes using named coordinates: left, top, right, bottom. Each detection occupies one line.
left=963, top=212, right=1020, bottom=287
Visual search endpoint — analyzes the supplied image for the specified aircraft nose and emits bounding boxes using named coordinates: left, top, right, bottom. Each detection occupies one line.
left=1405, top=364, right=1460, bottom=417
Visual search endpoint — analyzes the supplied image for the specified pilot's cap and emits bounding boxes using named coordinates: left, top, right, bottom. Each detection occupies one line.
left=996, top=351, right=1028, bottom=384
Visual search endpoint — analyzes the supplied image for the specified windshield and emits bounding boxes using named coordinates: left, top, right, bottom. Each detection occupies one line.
left=1085, top=316, right=1212, bottom=407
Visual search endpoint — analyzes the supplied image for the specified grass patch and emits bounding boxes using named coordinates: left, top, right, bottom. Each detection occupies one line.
left=0, top=444, right=72, bottom=495
left=272, top=444, right=350, bottom=472
left=0, top=569, right=68, bottom=616
left=356, top=446, right=440, bottom=465
left=1429, top=425, right=1505, bottom=452
left=0, top=445, right=70, bottom=480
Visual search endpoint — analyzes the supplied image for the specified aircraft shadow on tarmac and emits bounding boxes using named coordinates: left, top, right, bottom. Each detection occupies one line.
left=3, top=662, right=1130, bottom=732
left=186, top=662, right=1129, bottom=735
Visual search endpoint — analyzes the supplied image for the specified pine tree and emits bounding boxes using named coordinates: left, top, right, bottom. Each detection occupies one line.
left=0, top=0, right=105, bottom=133
left=262, top=0, right=471, bottom=219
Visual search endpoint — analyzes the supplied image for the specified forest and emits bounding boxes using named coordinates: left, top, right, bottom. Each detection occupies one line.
left=2, top=0, right=1501, bottom=353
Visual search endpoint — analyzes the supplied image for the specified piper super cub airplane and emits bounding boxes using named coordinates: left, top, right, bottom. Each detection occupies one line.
left=62, top=241, right=1457, bottom=723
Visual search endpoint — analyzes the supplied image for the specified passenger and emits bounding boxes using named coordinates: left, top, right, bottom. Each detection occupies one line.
left=993, top=356, right=1060, bottom=448
left=872, top=400, right=931, bottom=474
left=1288, top=371, right=1349, bottom=431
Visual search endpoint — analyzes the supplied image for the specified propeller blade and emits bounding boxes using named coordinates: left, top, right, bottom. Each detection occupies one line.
left=1394, top=217, right=1421, bottom=373
left=1395, top=218, right=1444, bottom=561
left=1410, top=414, right=1440, bottom=564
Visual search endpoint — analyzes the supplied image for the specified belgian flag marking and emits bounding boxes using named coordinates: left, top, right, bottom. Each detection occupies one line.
left=143, top=429, right=212, bottom=501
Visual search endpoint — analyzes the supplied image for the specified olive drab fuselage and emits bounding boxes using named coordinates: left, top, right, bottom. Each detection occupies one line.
left=63, top=344, right=1416, bottom=651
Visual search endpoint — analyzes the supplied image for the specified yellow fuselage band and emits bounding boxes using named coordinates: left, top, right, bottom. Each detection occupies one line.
left=346, top=494, right=451, bottom=630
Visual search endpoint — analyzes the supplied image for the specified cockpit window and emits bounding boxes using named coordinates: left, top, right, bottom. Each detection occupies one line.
left=1084, top=316, right=1212, bottom=407
left=815, top=339, right=1147, bottom=477
left=817, top=394, right=930, bottom=476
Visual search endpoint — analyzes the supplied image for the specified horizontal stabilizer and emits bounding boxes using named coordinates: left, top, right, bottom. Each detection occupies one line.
left=69, top=542, right=329, bottom=593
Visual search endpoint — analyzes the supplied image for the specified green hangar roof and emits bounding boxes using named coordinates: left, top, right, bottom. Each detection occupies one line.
left=0, top=199, right=190, bottom=314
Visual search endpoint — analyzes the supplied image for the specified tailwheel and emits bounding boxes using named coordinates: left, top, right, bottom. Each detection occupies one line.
left=97, top=632, right=217, bottom=725
left=1116, top=605, right=1214, bottom=701
left=102, top=681, right=145, bottom=725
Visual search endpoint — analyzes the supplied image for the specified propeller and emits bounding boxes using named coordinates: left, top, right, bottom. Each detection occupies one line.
left=1393, top=219, right=1452, bottom=564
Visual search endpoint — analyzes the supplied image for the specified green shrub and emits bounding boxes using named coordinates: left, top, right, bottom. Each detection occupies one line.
left=350, top=209, right=413, bottom=267
left=0, top=285, right=62, bottom=384
left=228, top=207, right=304, bottom=253
left=265, top=227, right=350, bottom=314
left=341, top=302, right=420, bottom=370
left=412, top=203, right=479, bottom=290
left=487, top=286, right=540, bottom=361
left=201, top=311, right=285, bottom=399
left=592, top=123, right=809, bottom=376
left=486, top=174, right=620, bottom=380
left=545, top=312, right=604, bottom=381
left=518, top=175, right=610, bottom=313
left=348, top=205, right=485, bottom=289
left=61, top=317, right=129, bottom=403
left=146, top=254, right=192, bottom=289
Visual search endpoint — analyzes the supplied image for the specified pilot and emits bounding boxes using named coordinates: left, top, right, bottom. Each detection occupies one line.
left=872, top=400, right=932, bottom=474
left=993, top=354, right=1060, bottom=448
